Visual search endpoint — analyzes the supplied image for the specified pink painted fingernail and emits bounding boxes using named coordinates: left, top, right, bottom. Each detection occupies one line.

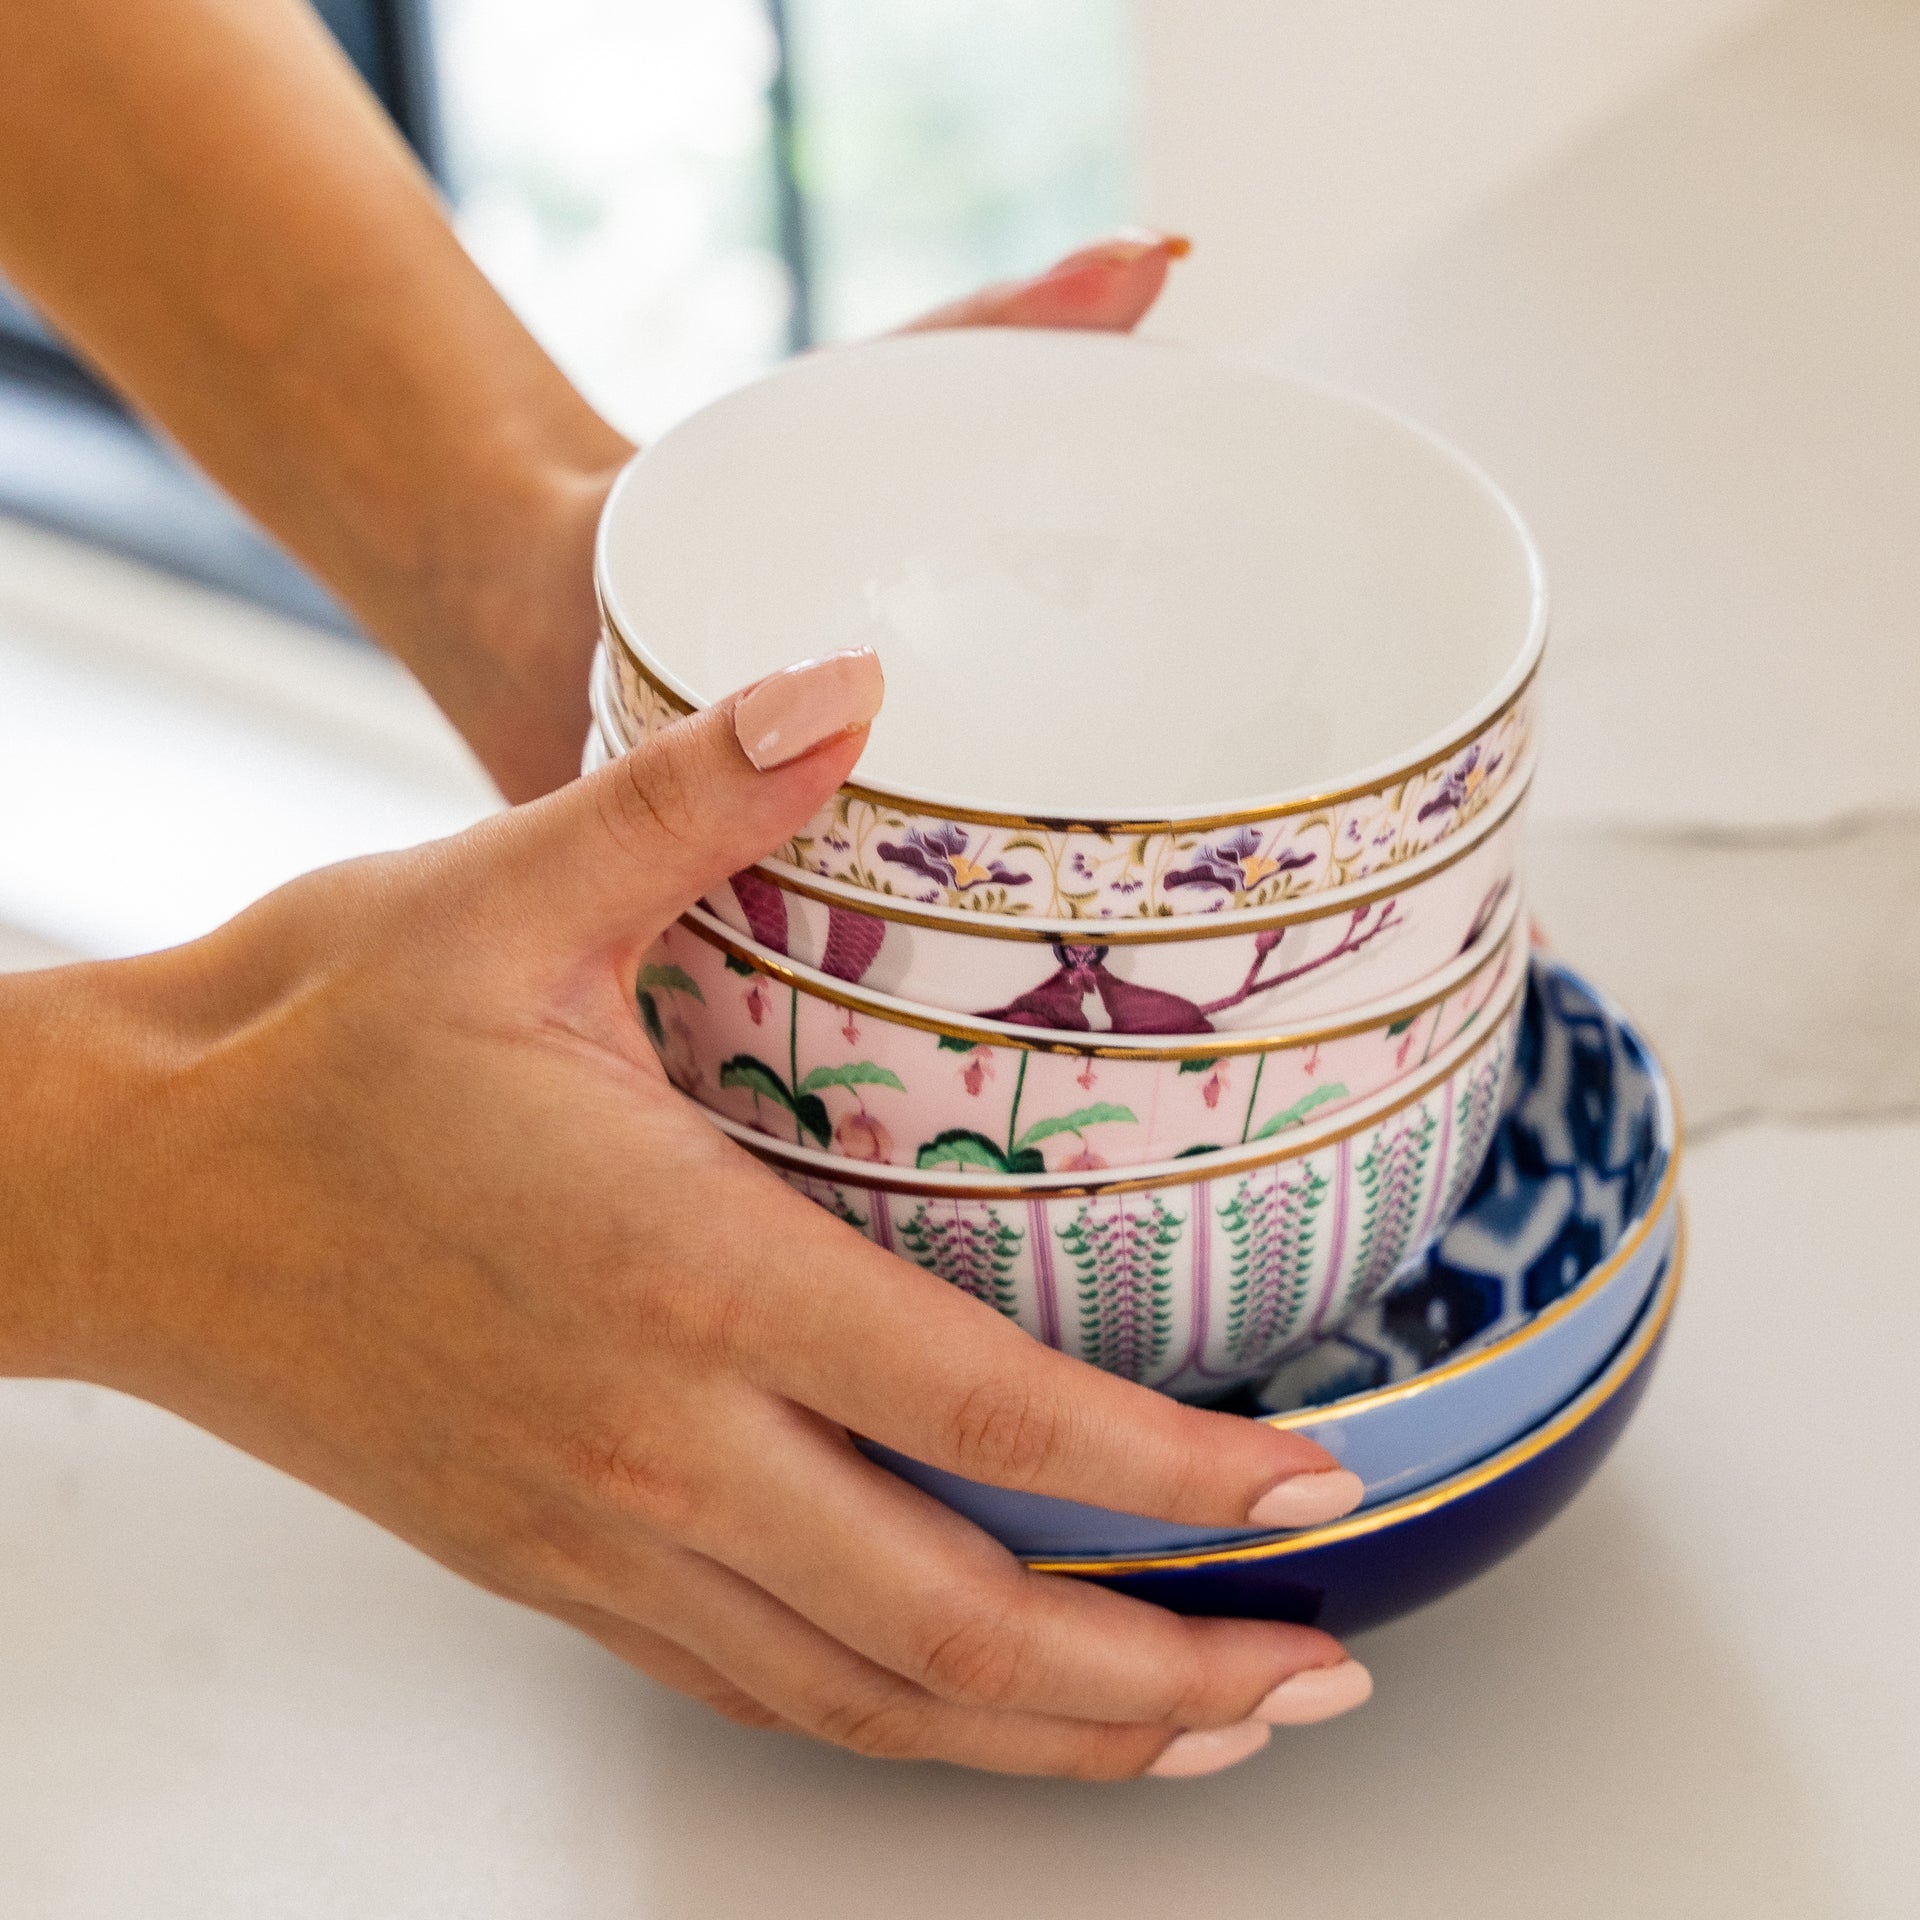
left=1244, top=1468, right=1365, bottom=1531
left=1047, top=229, right=1190, bottom=274
left=732, top=649, right=885, bottom=771
left=1254, top=1659, right=1374, bottom=1726
left=1145, top=1720, right=1271, bottom=1779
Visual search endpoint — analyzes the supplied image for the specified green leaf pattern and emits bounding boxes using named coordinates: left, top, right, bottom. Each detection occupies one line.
left=1057, top=1197, right=1184, bottom=1381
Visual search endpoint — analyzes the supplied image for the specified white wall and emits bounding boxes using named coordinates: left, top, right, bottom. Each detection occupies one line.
left=1131, top=0, right=1780, bottom=345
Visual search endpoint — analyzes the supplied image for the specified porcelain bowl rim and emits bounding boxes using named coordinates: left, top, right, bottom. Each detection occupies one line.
left=593, top=334, right=1550, bottom=829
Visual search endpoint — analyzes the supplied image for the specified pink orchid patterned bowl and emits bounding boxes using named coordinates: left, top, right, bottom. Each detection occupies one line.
left=708, top=982, right=1525, bottom=1400
left=642, top=893, right=1524, bottom=1175
left=594, top=329, right=1546, bottom=921
left=589, top=656, right=1533, bottom=1033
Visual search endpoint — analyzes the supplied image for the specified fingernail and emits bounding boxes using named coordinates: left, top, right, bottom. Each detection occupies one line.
left=1244, top=1468, right=1365, bottom=1531
left=1145, top=1720, right=1271, bottom=1779
left=1048, top=229, right=1190, bottom=274
left=1254, top=1659, right=1374, bottom=1727
left=733, top=649, right=884, bottom=771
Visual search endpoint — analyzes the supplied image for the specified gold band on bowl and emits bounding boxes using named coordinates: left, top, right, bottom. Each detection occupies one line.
left=739, top=762, right=1532, bottom=943
left=715, top=962, right=1526, bottom=1199
left=597, top=593, right=1544, bottom=835
left=1026, top=1210, right=1685, bottom=1575
left=676, top=887, right=1524, bottom=1061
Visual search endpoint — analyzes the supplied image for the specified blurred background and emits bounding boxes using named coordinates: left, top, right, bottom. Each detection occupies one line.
left=4, top=0, right=1912, bottom=1138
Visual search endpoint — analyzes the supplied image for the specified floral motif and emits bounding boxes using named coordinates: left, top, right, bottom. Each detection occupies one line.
left=1164, top=826, right=1316, bottom=897
left=603, top=633, right=1537, bottom=918
left=1417, top=744, right=1498, bottom=822
left=1058, top=1197, right=1184, bottom=1380
left=745, top=974, right=1527, bottom=1397
left=832, top=1107, right=894, bottom=1162
left=875, top=823, right=1033, bottom=895
left=899, top=1202, right=1023, bottom=1318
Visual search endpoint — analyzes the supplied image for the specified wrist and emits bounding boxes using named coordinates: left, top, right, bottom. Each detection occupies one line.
left=0, top=956, right=191, bottom=1381
left=384, top=411, right=635, bottom=805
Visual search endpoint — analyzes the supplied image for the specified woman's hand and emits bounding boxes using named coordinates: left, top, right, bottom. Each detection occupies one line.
left=5, top=658, right=1371, bottom=1779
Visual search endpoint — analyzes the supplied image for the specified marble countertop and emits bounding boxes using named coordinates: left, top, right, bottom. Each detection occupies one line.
left=4, top=2, right=1917, bottom=1910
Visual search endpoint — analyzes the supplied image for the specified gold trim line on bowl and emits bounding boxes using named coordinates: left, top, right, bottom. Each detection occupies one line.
left=597, top=594, right=1545, bottom=836
left=713, top=961, right=1526, bottom=1200
left=1261, top=1146, right=1679, bottom=1435
left=588, top=640, right=1534, bottom=940
left=728, top=757, right=1536, bottom=944
left=674, top=885, right=1524, bottom=1062
left=1027, top=1210, right=1685, bottom=1575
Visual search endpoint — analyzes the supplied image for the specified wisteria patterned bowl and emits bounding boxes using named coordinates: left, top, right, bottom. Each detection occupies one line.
left=711, top=983, right=1522, bottom=1400
left=642, top=892, right=1523, bottom=1174
left=594, top=329, right=1545, bottom=919
left=589, top=662, right=1532, bottom=1033
left=1033, top=1245, right=1680, bottom=1632
left=869, top=958, right=1678, bottom=1554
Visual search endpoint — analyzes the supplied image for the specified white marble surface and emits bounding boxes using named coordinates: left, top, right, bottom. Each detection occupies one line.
left=3, top=1124, right=1914, bottom=1918
left=6, top=2, right=1920, bottom=1909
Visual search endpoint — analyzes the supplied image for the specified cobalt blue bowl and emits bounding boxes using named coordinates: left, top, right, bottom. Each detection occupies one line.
left=1031, top=1239, right=1680, bottom=1632
left=872, top=957, right=1679, bottom=1558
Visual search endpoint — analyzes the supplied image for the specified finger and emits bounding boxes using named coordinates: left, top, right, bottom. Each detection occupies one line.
left=721, top=1178, right=1362, bottom=1532
left=574, top=1535, right=1269, bottom=1780
left=899, top=230, right=1190, bottom=335
left=494, top=653, right=882, bottom=947
left=632, top=1384, right=1361, bottom=1735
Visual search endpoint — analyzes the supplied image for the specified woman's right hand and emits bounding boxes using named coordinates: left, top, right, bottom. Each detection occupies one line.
left=4, top=651, right=1372, bottom=1779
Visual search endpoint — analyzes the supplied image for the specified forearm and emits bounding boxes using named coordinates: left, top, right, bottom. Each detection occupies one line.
left=0, top=961, right=163, bottom=1381
left=0, top=0, right=632, bottom=797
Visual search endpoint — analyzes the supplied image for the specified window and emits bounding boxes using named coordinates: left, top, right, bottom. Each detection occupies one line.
left=0, top=0, right=1132, bottom=616
left=438, top=0, right=1134, bottom=441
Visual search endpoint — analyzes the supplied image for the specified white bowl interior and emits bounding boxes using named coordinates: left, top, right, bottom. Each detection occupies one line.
left=599, top=331, right=1541, bottom=817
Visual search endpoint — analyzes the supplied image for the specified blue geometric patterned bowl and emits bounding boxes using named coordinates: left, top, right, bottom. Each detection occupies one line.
left=869, top=957, right=1678, bottom=1557
left=1031, top=1241, right=1680, bottom=1631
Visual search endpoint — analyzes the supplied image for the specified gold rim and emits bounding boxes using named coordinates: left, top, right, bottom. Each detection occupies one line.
left=1027, top=1213, right=1685, bottom=1575
left=742, top=766, right=1533, bottom=943
left=1263, top=1151, right=1678, bottom=1431
left=721, top=974, right=1523, bottom=1199
left=598, top=596, right=1543, bottom=834
left=1246, top=960, right=1681, bottom=1432
left=677, top=892, right=1523, bottom=1060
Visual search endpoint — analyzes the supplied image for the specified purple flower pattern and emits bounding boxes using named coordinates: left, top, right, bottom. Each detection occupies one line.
left=876, top=823, right=1034, bottom=895
left=604, top=636, right=1533, bottom=918
left=1164, top=826, right=1316, bottom=898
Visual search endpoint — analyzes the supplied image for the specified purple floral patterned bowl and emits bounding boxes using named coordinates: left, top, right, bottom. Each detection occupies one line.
left=589, top=652, right=1533, bottom=1034
left=640, top=891, right=1523, bottom=1174
left=594, top=330, right=1545, bottom=922
left=707, top=983, right=1524, bottom=1399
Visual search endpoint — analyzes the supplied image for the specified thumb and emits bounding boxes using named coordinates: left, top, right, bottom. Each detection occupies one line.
left=506, top=648, right=884, bottom=944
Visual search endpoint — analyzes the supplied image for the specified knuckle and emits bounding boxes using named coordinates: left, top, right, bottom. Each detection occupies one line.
left=943, top=1378, right=1070, bottom=1488
left=552, top=1418, right=709, bottom=1538
left=813, top=1686, right=935, bottom=1761
left=915, top=1605, right=1032, bottom=1708
left=603, top=734, right=710, bottom=861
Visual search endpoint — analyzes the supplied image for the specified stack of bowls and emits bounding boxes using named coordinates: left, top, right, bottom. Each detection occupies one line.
left=586, top=330, right=1683, bottom=1623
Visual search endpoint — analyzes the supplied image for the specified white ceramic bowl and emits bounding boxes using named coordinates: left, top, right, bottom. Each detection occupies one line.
left=642, top=891, right=1523, bottom=1172
left=596, top=330, right=1545, bottom=919
left=711, top=980, right=1524, bottom=1399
